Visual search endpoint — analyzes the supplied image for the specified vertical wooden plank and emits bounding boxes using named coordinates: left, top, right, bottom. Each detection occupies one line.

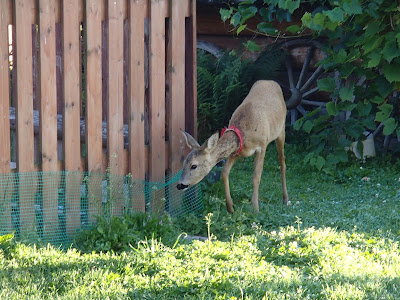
left=185, top=0, right=197, bottom=138
left=129, top=0, right=146, bottom=212
left=149, top=0, right=166, bottom=212
left=168, top=0, right=186, bottom=174
left=167, top=0, right=186, bottom=213
left=14, top=0, right=37, bottom=236
left=62, top=0, right=81, bottom=172
left=0, top=1, right=12, bottom=233
left=14, top=0, right=35, bottom=172
left=0, top=3, right=11, bottom=174
left=38, top=0, right=59, bottom=240
left=85, top=0, right=103, bottom=222
left=108, top=0, right=125, bottom=215
left=39, top=0, right=57, bottom=171
left=62, top=0, right=82, bottom=235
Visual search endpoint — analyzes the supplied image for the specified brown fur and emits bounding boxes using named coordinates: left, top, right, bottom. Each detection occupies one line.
left=177, top=80, right=289, bottom=213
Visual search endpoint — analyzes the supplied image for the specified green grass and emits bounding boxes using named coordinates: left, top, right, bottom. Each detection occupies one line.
left=1, top=144, right=400, bottom=299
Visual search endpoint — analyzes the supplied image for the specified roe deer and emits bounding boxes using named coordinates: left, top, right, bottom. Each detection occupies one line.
left=177, top=80, right=289, bottom=213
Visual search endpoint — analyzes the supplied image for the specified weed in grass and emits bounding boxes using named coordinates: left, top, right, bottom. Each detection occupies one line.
left=74, top=212, right=177, bottom=253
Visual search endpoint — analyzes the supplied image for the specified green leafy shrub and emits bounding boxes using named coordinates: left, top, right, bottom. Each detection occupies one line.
left=74, top=212, right=177, bottom=253
left=219, top=0, right=400, bottom=171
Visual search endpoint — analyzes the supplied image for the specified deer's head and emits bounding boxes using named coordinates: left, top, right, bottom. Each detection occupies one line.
left=176, top=130, right=219, bottom=190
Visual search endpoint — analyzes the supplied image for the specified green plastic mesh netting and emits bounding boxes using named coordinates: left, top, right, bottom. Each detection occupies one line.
left=0, top=171, right=203, bottom=245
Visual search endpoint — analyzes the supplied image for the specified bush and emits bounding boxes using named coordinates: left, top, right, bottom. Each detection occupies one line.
left=74, top=212, right=177, bottom=253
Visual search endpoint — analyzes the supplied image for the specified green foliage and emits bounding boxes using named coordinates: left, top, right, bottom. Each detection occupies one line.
left=74, top=212, right=176, bottom=253
left=220, top=0, right=400, bottom=171
left=197, top=49, right=250, bottom=142
left=197, top=47, right=284, bottom=142
left=0, top=233, right=16, bottom=260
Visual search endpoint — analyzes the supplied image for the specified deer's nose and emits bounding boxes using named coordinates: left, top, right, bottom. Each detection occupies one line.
left=177, top=183, right=189, bottom=190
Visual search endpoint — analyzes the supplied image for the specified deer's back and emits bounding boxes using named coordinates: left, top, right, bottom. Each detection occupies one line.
left=229, top=80, right=286, bottom=150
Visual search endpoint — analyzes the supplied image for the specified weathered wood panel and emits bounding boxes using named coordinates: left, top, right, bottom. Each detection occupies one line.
left=14, top=0, right=37, bottom=236
left=107, top=0, right=125, bottom=177
left=128, top=0, right=147, bottom=212
left=107, top=0, right=125, bottom=216
left=1, top=0, right=197, bottom=235
left=0, top=1, right=12, bottom=233
left=149, top=0, right=167, bottom=212
left=62, top=0, right=82, bottom=236
left=168, top=1, right=186, bottom=174
left=38, top=0, right=60, bottom=239
left=0, top=2, right=11, bottom=173
left=85, top=0, right=103, bottom=223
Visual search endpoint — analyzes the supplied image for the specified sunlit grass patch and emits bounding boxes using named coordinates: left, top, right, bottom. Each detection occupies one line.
left=1, top=145, right=400, bottom=299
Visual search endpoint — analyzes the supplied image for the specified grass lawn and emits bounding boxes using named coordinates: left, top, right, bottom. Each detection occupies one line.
left=1, top=144, right=400, bottom=299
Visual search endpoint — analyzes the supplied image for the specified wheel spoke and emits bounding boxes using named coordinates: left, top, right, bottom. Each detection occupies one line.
left=296, top=46, right=314, bottom=89
left=290, top=109, right=298, bottom=125
left=285, top=56, right=295, bottom=90
left=302, top=86, right=319, bottom=98
left=296, top=105, right=307, bottom=116
left=301, top=99, right=327, bottom=107
left=300, top=65, right=324, bottom=93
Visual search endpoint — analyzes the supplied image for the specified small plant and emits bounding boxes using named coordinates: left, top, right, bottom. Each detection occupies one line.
left=74, top=212, right=176, bottom=253
left=0, top=233, right=16, bottom=259
left=205, top=212, right=213, bottom=249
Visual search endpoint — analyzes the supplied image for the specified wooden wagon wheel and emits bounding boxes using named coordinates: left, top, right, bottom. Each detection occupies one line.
left=197, top=40, right=223, bottom=58
left=279, top=39, right=329, bottom=122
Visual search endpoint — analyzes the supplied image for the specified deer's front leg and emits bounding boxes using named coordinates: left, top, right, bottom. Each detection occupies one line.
left=251, top=148, right=266, bottom=213
left=222, top=155, right=238, bottom=213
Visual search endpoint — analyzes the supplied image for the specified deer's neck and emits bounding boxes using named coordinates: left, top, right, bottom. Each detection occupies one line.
left=215, top=131, right=241, bottom=161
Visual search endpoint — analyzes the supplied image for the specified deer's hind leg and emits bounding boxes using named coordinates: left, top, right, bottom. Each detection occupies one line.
left=251, top=147, right=266, bottom=213
left=222, top=155, right=239, bottom=213
left=276, top=128, right=289, bottom=205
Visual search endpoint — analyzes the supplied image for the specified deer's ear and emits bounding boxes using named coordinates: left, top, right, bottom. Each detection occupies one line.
left=204, top=132, right=219, bottom=152
left=181, top=130, right=200, bottom=149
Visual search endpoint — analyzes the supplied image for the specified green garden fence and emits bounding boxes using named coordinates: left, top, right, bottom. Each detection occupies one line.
left=0, top=171, right=203, bottom=246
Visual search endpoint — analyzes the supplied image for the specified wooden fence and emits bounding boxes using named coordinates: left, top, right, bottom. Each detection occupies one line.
left=0, top=0, right=197, bottom=236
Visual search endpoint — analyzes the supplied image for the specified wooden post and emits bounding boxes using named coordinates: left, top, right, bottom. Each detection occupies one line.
left=168, top=0, right=186, bottom=173
left=107, top=0, right=125, bottom=216
left=149, top=0, right=166, bottom=213
left=0, top=4, right=12, bottom=233
left=128, top=0, right=147, bottom=212
left=85, top=0, right=103, bottom=223
left=167, top=0, right=186, bottom=213
left=38, top=0, right=60, bottom=240
left=14, top=0, right=37, bottom=236
left=62, top=0, right=82, bottom=236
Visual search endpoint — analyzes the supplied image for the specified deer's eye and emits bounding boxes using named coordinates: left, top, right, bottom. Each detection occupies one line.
left=191, top=165, right=197, bottom=170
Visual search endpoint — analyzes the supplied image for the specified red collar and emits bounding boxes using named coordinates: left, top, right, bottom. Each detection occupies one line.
left=221, top=125, right=243, bottom=156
